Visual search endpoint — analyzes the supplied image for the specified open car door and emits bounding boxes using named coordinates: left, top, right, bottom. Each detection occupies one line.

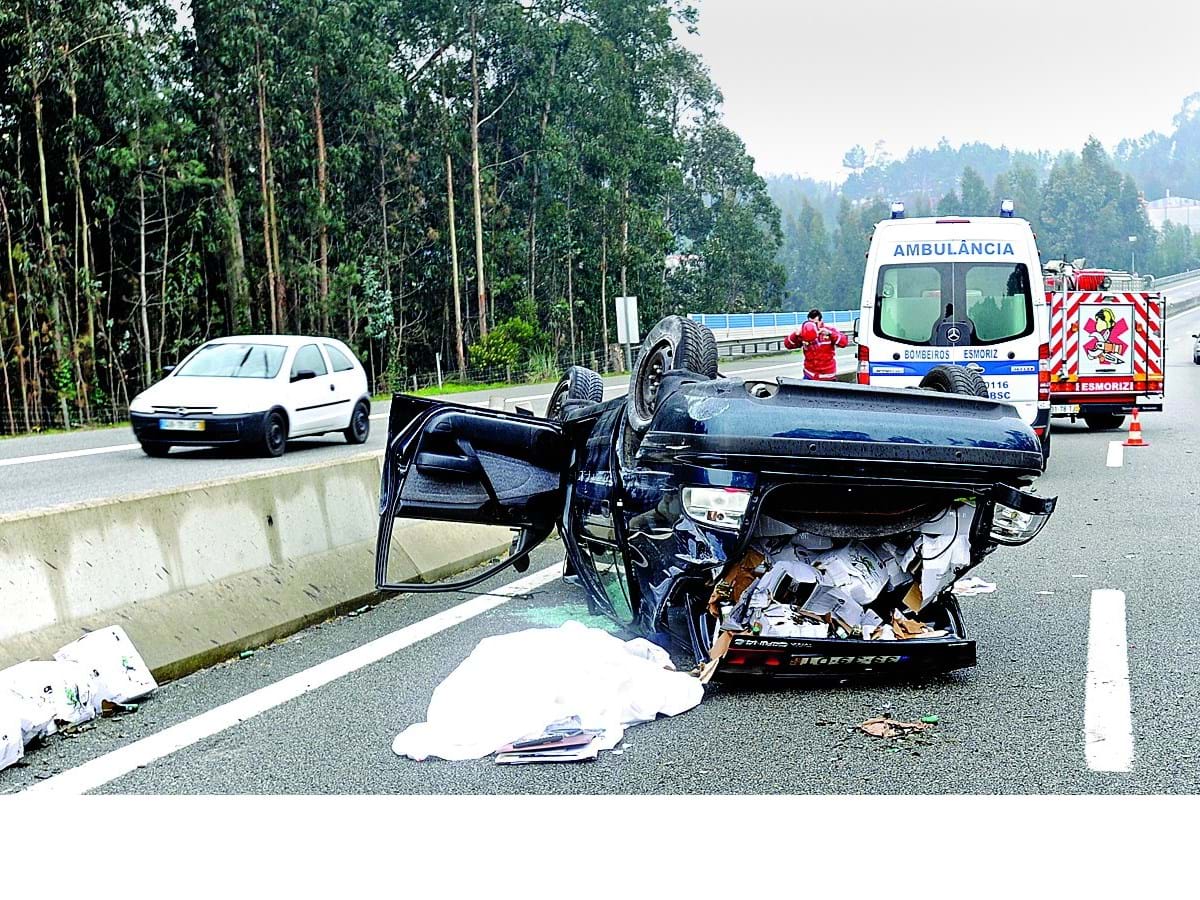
left=376, top=395, right=567, bottom=592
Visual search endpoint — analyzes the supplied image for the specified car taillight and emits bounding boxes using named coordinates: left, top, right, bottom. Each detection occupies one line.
left=1038, top=342, right=1050, bottom=405
left=681, top=486, right=750, bottom=532
left=858, top=344, right=870, bottom=384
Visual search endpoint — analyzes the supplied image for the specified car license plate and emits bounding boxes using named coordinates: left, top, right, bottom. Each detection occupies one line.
left=160, top=418, right=205, bottom=431
left=1050, top=404, right=1079, bottom=414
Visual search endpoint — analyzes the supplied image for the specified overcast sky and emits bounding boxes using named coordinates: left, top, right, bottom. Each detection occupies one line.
left=678, top=0, right=1200, bottom=182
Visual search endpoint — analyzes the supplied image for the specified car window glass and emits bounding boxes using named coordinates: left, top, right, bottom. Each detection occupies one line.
left=876, top=265, right=942, bottom=343
left=291, top=344, right=328, bottom=377
left=963, top=264, right=1031, bottom=342
left=324, top=344, right=355, bottom=372
left=175, top=343, right=286, bottom=378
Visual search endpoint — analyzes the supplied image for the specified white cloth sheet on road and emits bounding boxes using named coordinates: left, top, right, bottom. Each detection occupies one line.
left=392, top=621, right=704, bottom=762
left=54, top=625, right=158, bottom=705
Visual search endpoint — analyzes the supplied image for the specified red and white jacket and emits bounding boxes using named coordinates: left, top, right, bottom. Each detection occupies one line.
left=783, top=325, right=849, bottom=379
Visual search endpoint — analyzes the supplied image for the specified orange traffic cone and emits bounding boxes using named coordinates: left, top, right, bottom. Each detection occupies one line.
left=1123, top=408, right=1149, bottom=447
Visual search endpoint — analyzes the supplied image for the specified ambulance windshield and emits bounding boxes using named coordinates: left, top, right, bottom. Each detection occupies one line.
left=874, top=262, right=1032, bottom=346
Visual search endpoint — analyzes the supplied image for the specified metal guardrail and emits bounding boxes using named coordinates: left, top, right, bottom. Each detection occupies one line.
left=1153, top=268, right=1200, bottom=289
left=688, top=309, right=857, bottom=342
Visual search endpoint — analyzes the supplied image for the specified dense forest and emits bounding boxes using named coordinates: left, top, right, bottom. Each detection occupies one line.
left=5, top=1, right=1200, bottom=436
left=772, top=94, right=1200, bottom=312
left=0, top=0, right=783, bottom=432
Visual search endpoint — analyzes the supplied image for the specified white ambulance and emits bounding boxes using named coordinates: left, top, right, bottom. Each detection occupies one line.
left=856, top=201, right=1051, bottom=459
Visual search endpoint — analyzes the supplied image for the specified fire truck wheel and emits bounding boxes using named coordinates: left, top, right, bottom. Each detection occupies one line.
left=1082, top=413, right=1125, bottom=431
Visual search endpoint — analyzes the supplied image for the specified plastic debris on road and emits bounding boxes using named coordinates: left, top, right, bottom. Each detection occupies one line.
left=0, top=625, right=158, bottom=771
left=952, top=576, right=997, bottom=596
left=54, top=625, right=157, bottom=705
left=858, top=717, right=934, bottom=739
left=0, top=703, right=22, bottom=771
left=391, top=621, right=704, bottom=762
left=0, top=660, right=103, bottom=744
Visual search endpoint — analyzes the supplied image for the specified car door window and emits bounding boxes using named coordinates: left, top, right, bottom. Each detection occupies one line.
left=291, top=344, right=328, bottom=379
left=324, top=344, right=355, bottom=372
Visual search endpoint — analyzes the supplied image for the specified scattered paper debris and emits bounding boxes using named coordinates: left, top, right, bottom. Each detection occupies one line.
left=858, top=717, right=933, bottom=739
left=952, top=576, right=997, bottom=596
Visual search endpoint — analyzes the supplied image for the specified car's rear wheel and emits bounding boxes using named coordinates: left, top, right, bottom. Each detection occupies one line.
left=918, top=364, right=990, bottom=398
left=261, top=409, right=288, bottom=457
left=140, top=441, right=171, bottom=458
left=546, top=365, right=604, bottom=421
left=344, top=399, right=371, bottom=444
left=627, top=316, right=718, bottom=433
left=1083, top=413, right=1125, bottom=431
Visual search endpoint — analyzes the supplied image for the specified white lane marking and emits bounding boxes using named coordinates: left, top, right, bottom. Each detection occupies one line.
left=1106, top=441, right=1124, bottom=468
left=0, top=443, right=140, bottom=468
left=22, top=562, right=563, bottom=795
left=1085, top=588, right=1133, bottom=772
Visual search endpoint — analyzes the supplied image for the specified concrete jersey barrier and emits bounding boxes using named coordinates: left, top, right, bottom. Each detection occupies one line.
left=0, top=452, right=510, bottom=680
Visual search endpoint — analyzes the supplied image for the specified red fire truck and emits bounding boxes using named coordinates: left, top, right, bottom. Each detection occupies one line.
left=1044, top=262, right=1165, bottom=430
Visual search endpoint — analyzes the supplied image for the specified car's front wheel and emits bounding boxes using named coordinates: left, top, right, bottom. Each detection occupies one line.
left=140, top=441, right=171, bottom=458
left=344, top=399, right=371, bottom=444
left=547, top=365, right=604, bottom=421
left=260, top=409, right=288, bottom=457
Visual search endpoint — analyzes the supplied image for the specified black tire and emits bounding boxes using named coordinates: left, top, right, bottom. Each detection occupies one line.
left=344, top=399, right=371, bottom=444
left=546, top=365, right=604, bottom=421
left=1082, top=413, right=1125, bottom=431
left=140, top=441, right=170, bottom=458
left=626, top=316, right=719, bottom=433
left=918, top=364, right=990, bottom=398
left=261, top=409, right=288, bottom=457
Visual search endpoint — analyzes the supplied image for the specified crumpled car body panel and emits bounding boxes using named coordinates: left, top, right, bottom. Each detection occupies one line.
left=377, top=374, right=1054, bottom=677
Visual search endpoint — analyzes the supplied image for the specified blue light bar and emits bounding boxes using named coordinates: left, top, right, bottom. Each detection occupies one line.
left=890, top=201, right=905, bottom=219
left=1000, top=199, right=1015, bottom=217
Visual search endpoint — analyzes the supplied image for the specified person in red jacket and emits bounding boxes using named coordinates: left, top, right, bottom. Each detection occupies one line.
left=783, top=309, right=849, bottom=380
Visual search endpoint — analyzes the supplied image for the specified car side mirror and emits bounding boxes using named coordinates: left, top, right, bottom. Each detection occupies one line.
left=291, top=368, right=318, bottom=383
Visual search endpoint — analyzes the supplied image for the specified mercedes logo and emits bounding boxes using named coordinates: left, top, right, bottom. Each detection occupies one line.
left=947, top=326, right=961, bottom=343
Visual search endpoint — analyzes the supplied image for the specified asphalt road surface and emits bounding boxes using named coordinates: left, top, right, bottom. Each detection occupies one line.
left=0, top=351, right=851, bottom=517
left=4, top=303, right=1199, bottom=795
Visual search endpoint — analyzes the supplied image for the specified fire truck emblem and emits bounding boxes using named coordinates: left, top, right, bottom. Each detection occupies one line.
left=1083, top=308, right=1129, bottom=365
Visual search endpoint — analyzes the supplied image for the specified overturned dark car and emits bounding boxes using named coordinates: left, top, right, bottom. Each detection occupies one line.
left=376, top=316, right=1056, bottom=680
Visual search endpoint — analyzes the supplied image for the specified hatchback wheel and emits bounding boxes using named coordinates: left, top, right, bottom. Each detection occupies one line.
left=261, top=410, right=288, bottom=457
left=344, top=400, right=371, bottom=444
left=546, top=366, right=604, bottom=421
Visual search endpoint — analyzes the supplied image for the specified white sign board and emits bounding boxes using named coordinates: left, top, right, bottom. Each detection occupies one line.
left=615, top=296, right=640, bottom=345
left=1078, top=302, right=1134, bottom=377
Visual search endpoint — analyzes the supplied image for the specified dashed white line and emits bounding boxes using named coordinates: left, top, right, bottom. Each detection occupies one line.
left=1084, top=588, right=1133, bottom=772
left=1106, top=441, right=1124, bottom=468
left=20, top=561, right=563, bottom=796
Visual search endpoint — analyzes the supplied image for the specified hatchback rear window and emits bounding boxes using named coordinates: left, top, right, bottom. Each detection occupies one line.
left=874, top=263, right=1033, bottom=346
left=175, top=343, right=286, bottom=378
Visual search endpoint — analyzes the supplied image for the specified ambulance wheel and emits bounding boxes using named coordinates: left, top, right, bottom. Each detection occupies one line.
left=1082, top=413, right=1125, bottom=431
left=918, top=364, right=990, bottom=398
left=627, top=316, right=718, bottom=434
left=547, top=365, right=604, bottom=421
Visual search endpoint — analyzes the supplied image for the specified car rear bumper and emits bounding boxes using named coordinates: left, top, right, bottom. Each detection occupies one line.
left=718, top=634, right=977, bottom=677
left=130, top=410, right=269, bottom=445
